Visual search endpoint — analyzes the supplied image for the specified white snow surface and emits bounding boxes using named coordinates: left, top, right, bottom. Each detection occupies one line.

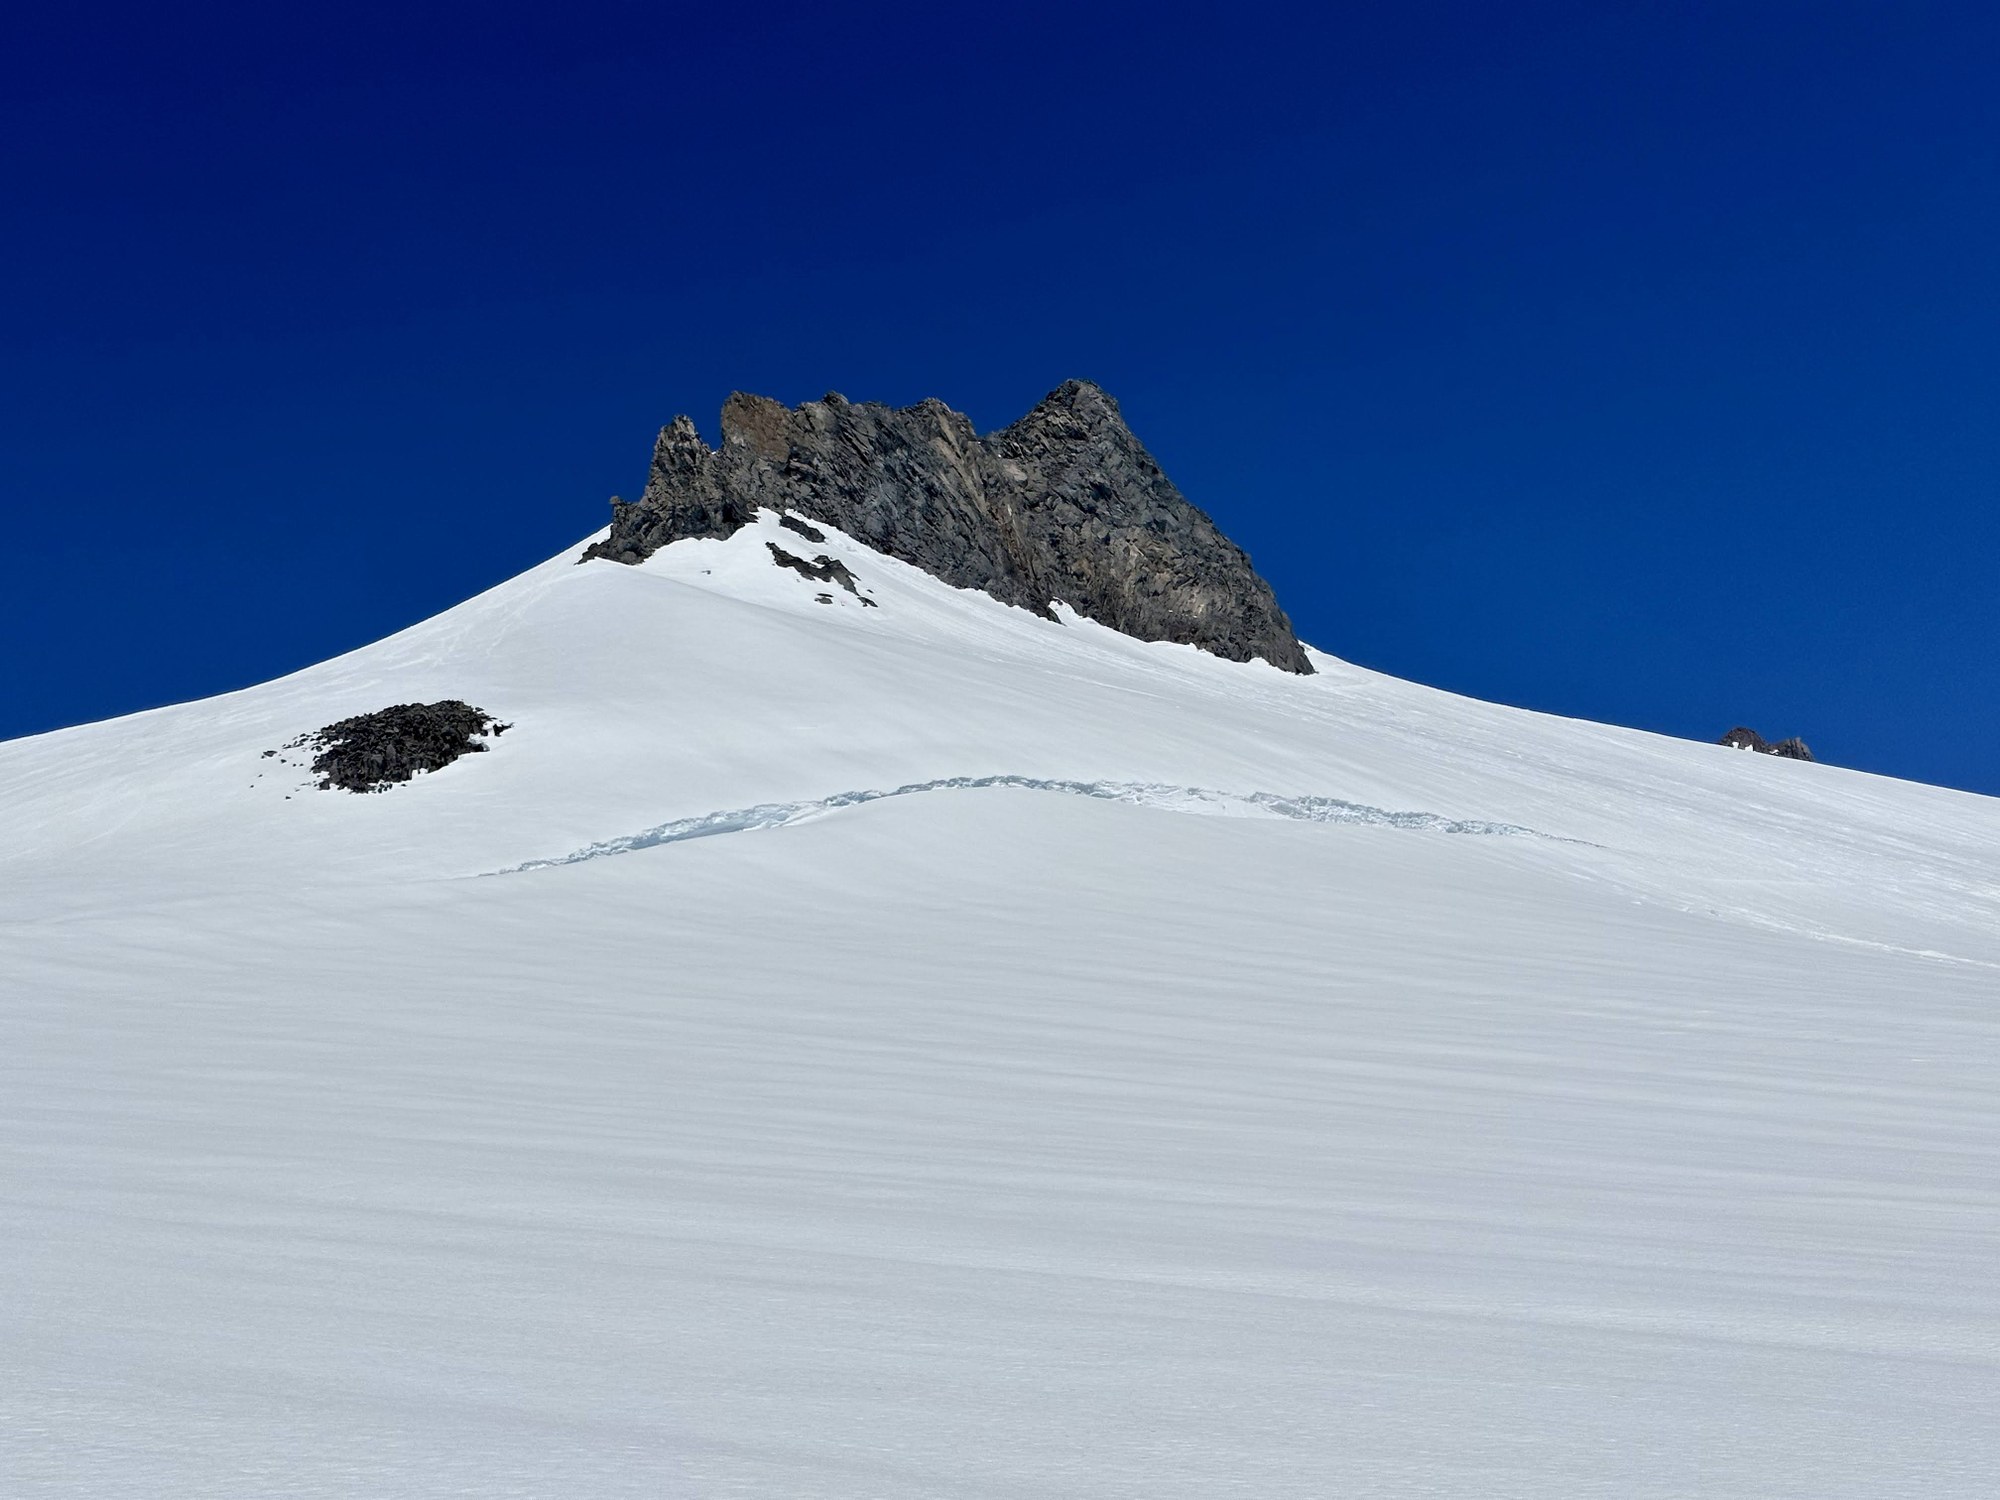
left=4, top=510, right=1998, bottom=1497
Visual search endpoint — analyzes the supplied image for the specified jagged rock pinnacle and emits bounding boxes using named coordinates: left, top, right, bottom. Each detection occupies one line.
left=582, top=382, right=1313, bottom=674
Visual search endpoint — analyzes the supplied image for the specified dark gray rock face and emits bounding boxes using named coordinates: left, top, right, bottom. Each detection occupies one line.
left=1720, top=727, right=1815, bottom=762
left=582, top=381, right=1312, bottom=674
left=284, top=701, right=509, bottom=792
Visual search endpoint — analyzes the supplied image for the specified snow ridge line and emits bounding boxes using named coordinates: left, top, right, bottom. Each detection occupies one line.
left=489, top=776, right=1589, bottom=874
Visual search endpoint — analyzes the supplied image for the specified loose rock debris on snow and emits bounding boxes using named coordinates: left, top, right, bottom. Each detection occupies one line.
left=281, top=701, right=509, bottom=792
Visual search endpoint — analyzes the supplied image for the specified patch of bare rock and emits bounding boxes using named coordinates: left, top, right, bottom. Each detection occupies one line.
left=1720, top=727, right=1814, bottom=761
left=277, top=701, right=510, bottom=792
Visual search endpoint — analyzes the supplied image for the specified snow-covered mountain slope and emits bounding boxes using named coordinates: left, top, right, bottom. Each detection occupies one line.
left=4, top=512, right=1998, bottom=1497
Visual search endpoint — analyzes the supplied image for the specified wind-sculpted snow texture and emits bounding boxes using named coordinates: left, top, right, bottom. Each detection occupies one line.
left=497, top=775, right=1580, bottom=871
left=5, top=513, right=2000, bottom=1498
left=582, top=380, right=1314, bottom=672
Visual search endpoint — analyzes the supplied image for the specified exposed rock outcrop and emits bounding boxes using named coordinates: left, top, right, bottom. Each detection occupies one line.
left=1720, top=727, right=1814, bottom=762
left=582, top=382, right=1312, bottom=674
left=767, top=543, right=874, bottom=604
left=282, top=701, right=510, bottom=792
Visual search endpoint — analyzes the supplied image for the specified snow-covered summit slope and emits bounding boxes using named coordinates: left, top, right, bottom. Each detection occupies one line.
left=4, top=515, right=1998, bottom=1497
left=5, top=510, right=1995, bottom=963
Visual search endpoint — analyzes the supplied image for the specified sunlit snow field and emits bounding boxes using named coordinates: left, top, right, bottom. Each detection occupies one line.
left=4, top=514, right=1997, bottom=1496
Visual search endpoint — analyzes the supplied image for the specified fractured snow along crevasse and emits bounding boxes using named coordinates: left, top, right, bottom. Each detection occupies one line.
left=490, top=775, right=1591, bottom=874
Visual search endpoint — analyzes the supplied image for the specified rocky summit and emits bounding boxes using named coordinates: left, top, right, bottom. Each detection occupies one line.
left=582, top=380, right=1313, bottom=674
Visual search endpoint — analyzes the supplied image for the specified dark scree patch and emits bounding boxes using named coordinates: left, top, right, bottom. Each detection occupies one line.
left=283, top=701, right=510, bottom=792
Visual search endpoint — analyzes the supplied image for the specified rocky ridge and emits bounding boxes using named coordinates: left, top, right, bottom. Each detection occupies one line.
left=583, top=381, right=1312, bottom=674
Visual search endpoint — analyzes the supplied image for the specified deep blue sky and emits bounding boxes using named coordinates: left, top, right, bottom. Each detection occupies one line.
left=5, top=2, right=1996, bottom=793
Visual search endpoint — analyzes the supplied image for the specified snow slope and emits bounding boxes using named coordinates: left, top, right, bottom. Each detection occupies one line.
left=4, top=512, right=1997, bottom=1497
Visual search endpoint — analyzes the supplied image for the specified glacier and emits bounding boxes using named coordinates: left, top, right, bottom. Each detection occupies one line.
left=3, top=508, right=1997, bottom=1497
